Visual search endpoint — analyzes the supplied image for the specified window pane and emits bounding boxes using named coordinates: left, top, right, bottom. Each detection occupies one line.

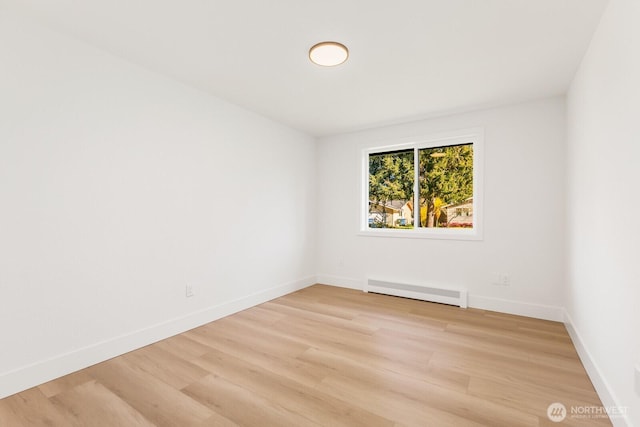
left=418, top=144, right=473, bottom=228
left=368, top=150, right=414, bottom=229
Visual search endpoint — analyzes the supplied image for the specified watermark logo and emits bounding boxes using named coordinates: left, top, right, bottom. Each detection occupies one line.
left=547, top=402, right=567, bottom=422
left=547, top=402, right=628, bottom=422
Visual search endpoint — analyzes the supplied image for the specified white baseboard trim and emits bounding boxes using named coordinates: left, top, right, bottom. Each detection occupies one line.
left=0, top=275, right=316, bottom=400
left=317, top=276, right=563, bottom=321
left=316, top=274, right=364, bottom=291
left=563, top=310, right=629, bottom=427
left=468, top=295, right=564, bottom=322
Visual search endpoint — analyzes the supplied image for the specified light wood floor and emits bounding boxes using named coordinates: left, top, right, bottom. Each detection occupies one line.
left=0, top=285, right=610, bottom=426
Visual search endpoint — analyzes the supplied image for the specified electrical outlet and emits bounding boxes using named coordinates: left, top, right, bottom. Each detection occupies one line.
left=185, top=284, right=194, bottom=298
left=635, top=364, right=640, bottom=397
left=500, top=273, right=510, bottom=286
left=492, top=272, right=510, bottom=286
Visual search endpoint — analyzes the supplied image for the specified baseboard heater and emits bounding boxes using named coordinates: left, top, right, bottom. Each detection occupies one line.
left=365, top=279, right=468, bottom=308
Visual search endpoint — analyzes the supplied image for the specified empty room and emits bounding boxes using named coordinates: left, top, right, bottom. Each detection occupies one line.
left=0, top=0, right=638, bottom=426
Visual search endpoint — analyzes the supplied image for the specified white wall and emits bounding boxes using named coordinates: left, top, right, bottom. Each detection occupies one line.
left=316, top=97, right=567, bottom=320
left=566, top=0, right=640, bottom=425
left=0, top=12, right=316, bottom=398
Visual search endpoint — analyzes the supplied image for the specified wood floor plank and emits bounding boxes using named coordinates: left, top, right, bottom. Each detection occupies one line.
left=352, top=311, right=448, bottom=335
left=122, top=343, right=210, bottom=390
left=429, top=350, right=600, bottom=403
left=0, top=284, right=612, bottom=426
left=190, top=348, right=394, bottom=427
left=267, top=291, right=359, bottom=320
left=51, top=380, right=155, bottom=427
left=185, top=317, right=309, bottom=359
left=231, top=304, right=288, bottom=326
left=444, top=322, right=577, bottom=358
left=244, top=310, right=436, bottom=372
left=37, top=369, right=93, bottom=398
left=0, top=387, right=76, bottom=427
left=87, top=357, right=214, bottom=426
left=153, top=333, right=215, bottom=361
left=183, top=374, right=323, bottom=427
left=316, top=373, right=488, bottom=427
left=299, top=346, right=469, bottom=394
left=304, top=346, right=539, bottom=427
left=467, top=377, right=610, bottom=426
left=186, top=323, right=331, bottom=389
left=261, top=299, right=381, bottom=335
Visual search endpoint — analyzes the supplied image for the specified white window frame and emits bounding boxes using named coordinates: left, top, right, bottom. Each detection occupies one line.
left=359, top=128, right=484, bottom=240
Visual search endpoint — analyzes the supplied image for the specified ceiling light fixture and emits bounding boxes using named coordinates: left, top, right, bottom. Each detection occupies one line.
left=309, top=41, right=349, bottom=67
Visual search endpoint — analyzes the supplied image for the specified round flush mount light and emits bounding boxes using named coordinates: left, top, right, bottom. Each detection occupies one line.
left=309, top=41, right=349, bottom=67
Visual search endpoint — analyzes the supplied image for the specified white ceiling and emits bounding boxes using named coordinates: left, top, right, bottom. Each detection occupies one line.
left=5, top=0, right=608, bottom=137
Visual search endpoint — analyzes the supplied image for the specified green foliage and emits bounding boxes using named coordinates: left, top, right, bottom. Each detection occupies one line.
left=368, top=150, right=414, bottom=228
left=419, top=144, right=473, bottom=227
left=419, top=144, right=473, bottom=205
left=368, top=150, right=414, bottom=206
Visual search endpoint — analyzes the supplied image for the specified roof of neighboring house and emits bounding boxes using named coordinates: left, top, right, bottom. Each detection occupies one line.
left=442, top=197, right=473, bottom=209
left=369, top=200, right=411, bottom=212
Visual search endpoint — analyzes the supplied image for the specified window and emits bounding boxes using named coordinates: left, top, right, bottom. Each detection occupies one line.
left=361, top=129, right=483, bottom=240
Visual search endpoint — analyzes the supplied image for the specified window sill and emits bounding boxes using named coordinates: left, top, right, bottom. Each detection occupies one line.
left=358, top=228, right=482, bottom=241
